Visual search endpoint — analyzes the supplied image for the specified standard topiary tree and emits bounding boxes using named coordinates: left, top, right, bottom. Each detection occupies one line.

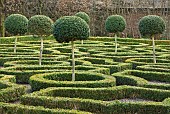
left=139, top=15, right=166, bottom=63
left=4, top=14, right=28, bottom=53
left=28, top=15, right=53, bottom=66
left=75, top=12, right=90, bottom=24
left=75, top=12, right=90, bottom=44
left=105, top=15, right=126, bottom=53
left=53, top=16, right=90, bottom=81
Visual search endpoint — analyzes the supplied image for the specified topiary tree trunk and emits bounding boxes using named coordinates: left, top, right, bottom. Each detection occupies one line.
left=115, top=33, right=118, bottom=53
left=39, top=36, right=43, bottom=66
left=71, top=40, right=75, bottom=81
left=81, top=40, right=83, bottom=45
left=152, top=35, right=156, bottom=63
left=14, top=37, right=17, bottom=53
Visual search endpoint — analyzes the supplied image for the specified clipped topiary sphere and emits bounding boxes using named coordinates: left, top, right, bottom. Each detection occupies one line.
left=28, top=15, right=53, bottom=36
left=139, top=15, right=166, bottom=37
left=5, top=14, right=28, bottom=35
left=53, top=16, right=90, bottom=43
left=105, top=15, right=126, bottom=33
left=75, top=12, right=90, bottom=24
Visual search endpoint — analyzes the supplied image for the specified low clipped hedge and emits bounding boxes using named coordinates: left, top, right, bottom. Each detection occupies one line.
left=0, top=65, right=110, bottom=83
left=0, top=102, right=91, bottom=114
left=0, top=82, right=26, bottom=102
left=0, top=74, right=16, bottom=83
left=3, top=60, right=70, bottom=67
left=126, top=58, right=170, bottom=69
left=21, top=86, right=170, bottom=113
left=112, top=71, right=148, bottom=86
left=30, top=72, right=116, bottom=91
left=131, top=70, right=170, bottom=83
left=91, top=52, right=151, bottom=62
left=113, top=70, right=170, bottom=90
left=0, top=75, right=25, bottom=102
left=0, top=36, right=54, bottom=44
left=89, top=37, right=170, bottom=45
left=137, top=65, right=170, bottom=72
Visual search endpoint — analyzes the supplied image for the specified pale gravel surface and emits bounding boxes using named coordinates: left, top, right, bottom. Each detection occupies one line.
left=149, top=81, right=170, bottom=85
left=119, top=98, right=154, bottom=103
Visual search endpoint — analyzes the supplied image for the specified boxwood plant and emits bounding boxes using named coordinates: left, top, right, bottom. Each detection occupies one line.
left=53, top=16, right=90, bottom=81
left=105, top=15, right=126, bottom=53
left=4, top=14, right=28, bottom=53
left=28, top=15, right=53, bottom=65
left=139, top=15, right=166, bottom=63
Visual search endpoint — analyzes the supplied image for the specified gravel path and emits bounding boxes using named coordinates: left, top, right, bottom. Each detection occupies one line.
left=149, top=81, right=170, bottom=85
left=119, top=98, right=154, bottom=103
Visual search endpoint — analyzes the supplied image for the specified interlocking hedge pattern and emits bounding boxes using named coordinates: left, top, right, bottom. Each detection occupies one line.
left=1, top=36, right=170, bottom=113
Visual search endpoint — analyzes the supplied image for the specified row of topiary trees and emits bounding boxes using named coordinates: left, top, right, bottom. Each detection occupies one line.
left=4, top=12, right=166, bottom=81
left=105, top=15, right=166, bottom=64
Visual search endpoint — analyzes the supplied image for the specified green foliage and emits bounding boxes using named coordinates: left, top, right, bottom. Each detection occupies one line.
left=21, top=86, right=170, bottom=114
left=131, top=70, right=170, bottom=83
left=4, top=14, right=28, bottom=35
left=105, top=15, right=126, bottom=33
left=0, top=102, right=91, bottom=114
left=139, top=15, right=166, bottom=37
left=75, top=12, right=90, bottom=24
left=28, top=15, right=53, bottom=36
left=53, top=16, right=90, bottom=43
left=30, top=72, right=116, bottom=91
left=0, top=79, right=25, bottom=102
left=112, top=71, right=148, bottom=86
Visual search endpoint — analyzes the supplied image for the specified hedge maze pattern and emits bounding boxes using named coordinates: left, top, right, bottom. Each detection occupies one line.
left=0, top=36, right=170, bottom=114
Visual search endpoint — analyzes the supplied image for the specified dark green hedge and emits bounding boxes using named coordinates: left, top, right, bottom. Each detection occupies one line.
left=0, top=102, right=91, bottom=114
left=137, top=65, right=170, bottom=72
left=131, top=70, right=170, bottom=83
left=30, top=72, right=116, bottom=91
left=126, top=58, right=170, bottom=69
left=21, top=86, right=170, bottom=113
left=112, top=70, right=170, bottom=90
left=0, top=79, right=25, bottom=102
left=0, top=65, right=110, bottom=83
left=112, top=71, right=148, bottom=86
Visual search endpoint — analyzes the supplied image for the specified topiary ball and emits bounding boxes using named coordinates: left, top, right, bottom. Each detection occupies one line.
left=75, top=12, right=90, bottom=24
left=28, top=15, right=53, bottom=36
left=139, top=15, right=166, bottom=37
left=105, top=15, right=126, bottom=34
left=53, top=16, right=90, bottom=43
left=5, top=14, right=28, bottom=35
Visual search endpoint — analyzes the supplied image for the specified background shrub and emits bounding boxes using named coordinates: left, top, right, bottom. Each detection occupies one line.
left=5, top=14, right=28, bottom=35
left=75, top=12, right=90, bottom=24
left=139, top=15, right=166, bottom=37
left=28, top=15, right=53, bottom=65
left=105, top=15, right=126, bottom=34
left=53, top=16, right=90, bottom=43
left=53, top=16, right=90, bottom=81
left=28, top=15, right=53, bottom=36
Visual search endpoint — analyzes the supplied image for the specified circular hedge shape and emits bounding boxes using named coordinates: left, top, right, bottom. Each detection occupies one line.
left=5, top=14, right=28, bottom=35
left=53, top=16, right=90, bottom=43
left=105, top=15, right=126, bottom=33
left=139, top=15, right=166, bottom=36
left=75, top=12, right=90, bottom=24
left=30, top=72, right=116, bottom=91
left=28, top=15, right=53, bottom=36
